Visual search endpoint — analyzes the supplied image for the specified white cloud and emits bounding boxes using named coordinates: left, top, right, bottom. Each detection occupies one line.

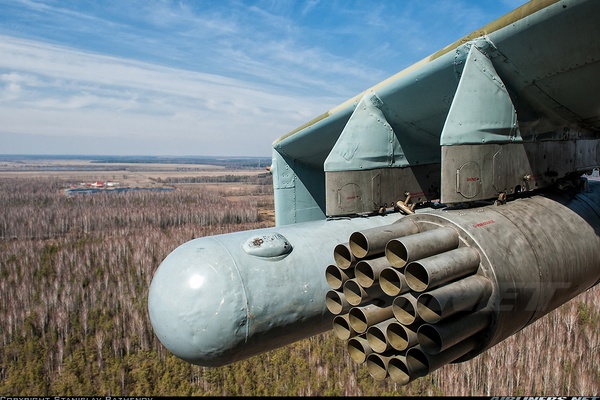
left=0, top=0, right=528, bottom=156
left=0, top=35, right=335, bottom=155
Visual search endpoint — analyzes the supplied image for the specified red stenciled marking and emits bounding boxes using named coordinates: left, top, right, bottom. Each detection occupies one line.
left=473, top=219, right=495, bottom=228
left=346, top=196, right=359, bottom=200
left=466, top=177, right=480, bottom=182
left=410, top=191, right=425, bottom=197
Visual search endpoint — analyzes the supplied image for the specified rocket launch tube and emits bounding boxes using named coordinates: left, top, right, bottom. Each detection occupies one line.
left=416, top=275, right=493, bottom=323
left=343, top=278, right=385, bottom=306
left=149, top=182, right=600, bottom=370
left=325, top=264, right=355, bottom=290
left=366, top=353, right=394, bottom=381
left=335, top=181, right=600, bottom=382
left=406, top=338, right=478, bottom=377
left=355, top=256, right=391, bottom=288
left=333, top=242, right=356, bottom=270
left=379, top=267, right=409, bottom=296
left=387, top=356, right=412, bottom=384
left=404, top=247, right=481, bottom=292
left=385, top=226, right=460, bottom=268
left=366, top=319, right=397, bottom=353
left=349, top=218, right=419, bottom=259
left=332, top=314, right=356, bottom=340
left=387, top=320, right=418, bottom=351
left=417, top=308, right=492, bottom=354
left=347, top=335, right=373, bottom=364
left=348, top=304, right=394, bottom=334
left=325, top=289, right=351, bottom=315
left=392, top=292, right=420, bottom=325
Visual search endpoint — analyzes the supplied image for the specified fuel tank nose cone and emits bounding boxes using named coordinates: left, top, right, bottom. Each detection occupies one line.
left=148, top=237, right=248, bottom=367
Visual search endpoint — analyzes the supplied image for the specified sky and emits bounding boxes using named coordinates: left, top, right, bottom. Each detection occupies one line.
left=0, top=0, right=529, bottom=157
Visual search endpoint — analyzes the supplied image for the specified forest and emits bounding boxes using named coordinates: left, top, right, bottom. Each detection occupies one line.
left=0, top=175, right=598, bottom=396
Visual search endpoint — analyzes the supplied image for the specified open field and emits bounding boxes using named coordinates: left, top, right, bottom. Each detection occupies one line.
left=0, top=155, right=271, bottom=189
left=0, top=156, right=277, bottom=225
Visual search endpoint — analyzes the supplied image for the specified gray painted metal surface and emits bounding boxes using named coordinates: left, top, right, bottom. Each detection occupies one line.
left=325, top=164, right=440, bottom=216
left=148, top=214, right=397, bottom=367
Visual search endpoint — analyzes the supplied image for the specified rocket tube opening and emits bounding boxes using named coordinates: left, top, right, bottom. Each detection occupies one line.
left=347, top=336, right=372, bottom=364
left=366, top=353, right=390, bottom=381
left=334, top=242, right=355, bottom=270
left=416, top=324, right=443, bottom=354
left=416, top=275, right=492, bottom=323
left=349, top=304, right=394, bottom=334
left=379, top=267, right=407, bottom=296
left=355, top=257, right=390, bottom=288
left=326, top=264, right=354, bottom=290
left=388, top=356, right=412, bottom=385
left=355, top=260, right=376, bottom=288
left=404, top=261, right=429, bottom=292
left=366, top=321, right=392, bottom=353
left=349, top=231, right=370, bottom=259
left=387, top=321, right=418, bottom=351
left=405, top=247, right=481, bottom=292
left=343, top=279, right=385, bottom=306
left=385, top=239, right=409, bottom=268
left=348, top=219, right=419, bottom=259
left=393, top=293, right=420, bottom=325
left=385, top=227, right=460, bottom=269
left=348, top=307, right=369, bottom=334
left=406, top=346, right=430, bottom=377
left=416, top=293, right=442, bottom=323
left=343, top=279, right=365, bottom=306
left=386, top=321, right=407, bottom=350
left=332, top=314, right=355, bottom=340
left=366, top=329, right=388, bottom=353
left=326, top=289, right=350, bottom=315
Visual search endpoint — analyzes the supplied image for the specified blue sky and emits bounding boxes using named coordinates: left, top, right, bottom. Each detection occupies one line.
left=0, top=0, right=528, bottom=157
